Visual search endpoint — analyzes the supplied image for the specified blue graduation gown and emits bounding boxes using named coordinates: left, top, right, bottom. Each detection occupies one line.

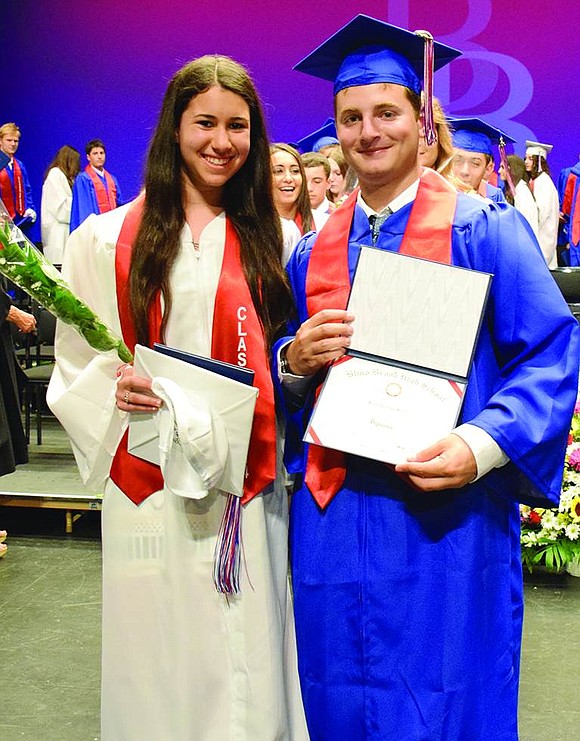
left=0, top=158, right=35, bottom=231
left=566, top=163, right=580, bottom=266
left=557, top=162, right=580, bottom=253
left=277, top=194, right=579, bottom=740
left=486, top=181, right=506, bottom=203
left=558, top=167, right=572, bottom=204
left=69, top=169, right=123, bottom=232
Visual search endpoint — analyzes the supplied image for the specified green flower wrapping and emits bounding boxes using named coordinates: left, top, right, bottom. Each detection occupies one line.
left=0, top=202, right=132, bottom=363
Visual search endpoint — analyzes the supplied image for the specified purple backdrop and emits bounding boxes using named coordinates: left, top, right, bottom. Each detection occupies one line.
left=3, top=0, right=579, bottom=243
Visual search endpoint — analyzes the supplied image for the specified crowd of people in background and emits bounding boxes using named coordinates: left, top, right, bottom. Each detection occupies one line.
left=266, top=106, right=579, bottom=274
left=1, top=105, right=579, bottom=274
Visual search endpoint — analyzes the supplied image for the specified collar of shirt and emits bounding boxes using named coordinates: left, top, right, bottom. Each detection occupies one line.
left=312, top=197, right=332, bottom=216
left=91, top=165, right=105, bottom=177
left=357, top=179, right=420, bottom=218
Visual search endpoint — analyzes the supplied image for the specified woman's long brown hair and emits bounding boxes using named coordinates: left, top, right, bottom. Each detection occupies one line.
left=44, top=145, right=81, bottom=187
left=129, top=55, right=294, bottom=350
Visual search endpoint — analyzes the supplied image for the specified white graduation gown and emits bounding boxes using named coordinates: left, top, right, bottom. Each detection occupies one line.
left=47, top=205, right=308, bottom=741
left=40, top=167, right=73, bottom=264
left=280, top=216, right=302, bottom=266
left=532, top=171, right=559, bottom=268
left=514, top=179, right=540, bottom=239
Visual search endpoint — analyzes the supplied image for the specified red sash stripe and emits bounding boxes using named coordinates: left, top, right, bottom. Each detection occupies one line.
left=111, top=195, right=163, bottom=503
left=567, top=175, right=580, bottom=246
left=294, top=212, right=303, bottom=235
left=110, top=197, right=276, bottom=505
left=0, top=159, right=25, bottom=218
left=86, top=165, right=117, bottom=213
left=212, top=219, right=276, bottom=503
left=562, top=173, right=577, bottom=217
left=304, top=168, right=457, bottom=508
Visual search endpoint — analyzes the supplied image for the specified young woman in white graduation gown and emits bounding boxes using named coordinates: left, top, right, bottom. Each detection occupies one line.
left=525, top=146, right=559, bottom=267
left=40, top=145, right=80, bottom=263
left=270, top=143, right=313, bottom=265
left=47, top=56, right=308, bottom=741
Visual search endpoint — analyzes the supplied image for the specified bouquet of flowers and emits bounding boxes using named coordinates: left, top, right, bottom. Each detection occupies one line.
left=520, top=401, right=580, bottom=574
left=0, top=199, right=132, bottom=363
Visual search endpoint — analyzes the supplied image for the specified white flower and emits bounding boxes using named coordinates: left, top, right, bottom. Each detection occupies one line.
left=542, top=530, right=559, bottom=541
left=560, top=490, right=574, bottom=510
left=565, top=523, right=580, bottom=540
left=541, top=510, right=559, bottom=530
left=40, top=262, right=61, bottom=281
left=522, top=531, right=538, bottom=545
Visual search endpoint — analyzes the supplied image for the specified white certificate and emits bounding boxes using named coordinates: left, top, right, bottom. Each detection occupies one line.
left=303, top=248, right=491, bottom=464
left=347, top=247, right=491, bottom=377
left=304, top=356, right=466, bottom=464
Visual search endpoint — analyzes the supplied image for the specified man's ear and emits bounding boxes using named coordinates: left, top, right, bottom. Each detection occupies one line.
left=417, top=107, right=425, bottom=138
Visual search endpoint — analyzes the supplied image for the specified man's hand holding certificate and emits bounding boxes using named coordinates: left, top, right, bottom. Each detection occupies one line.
left=394, top=433, right=478, bottom=492
left=285, top=308, right=354, bottom=376
left=302, top=248, right=492, bottom=469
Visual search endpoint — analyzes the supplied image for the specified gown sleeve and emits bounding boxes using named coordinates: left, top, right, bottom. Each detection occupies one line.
left=70, top=173, right=98, bottom=233
left=456, top=202, right=579, bottom=505
left=47, top=212, right=128, bottom=490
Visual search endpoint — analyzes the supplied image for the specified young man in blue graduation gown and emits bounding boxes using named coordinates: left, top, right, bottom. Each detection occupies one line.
left=0, top=122, right=37, bottom=232
left=274, top=15, right=580, bottom=741
left=69, top=139, right=123, bottom=232
left=450, top=117, right=511, bottom=204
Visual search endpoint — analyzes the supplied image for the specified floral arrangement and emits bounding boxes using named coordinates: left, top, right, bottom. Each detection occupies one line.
left=0, top=199, right=132, bottom=363
left=520, top=401, right=580, bottom=574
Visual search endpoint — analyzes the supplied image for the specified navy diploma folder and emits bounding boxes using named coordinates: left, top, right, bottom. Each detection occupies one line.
left=153, top=343, right=255, bottom=386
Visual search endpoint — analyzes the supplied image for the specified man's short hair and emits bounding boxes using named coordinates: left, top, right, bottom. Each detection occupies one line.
left=86, top=138, right=106, bottom=155
left=0, top=122, right=20, bottom=140
left=301, top=152, right=331, bottom=178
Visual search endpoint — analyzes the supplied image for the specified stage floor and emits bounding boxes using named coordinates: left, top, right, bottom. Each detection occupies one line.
left=0, top=420, right=579, bottom=739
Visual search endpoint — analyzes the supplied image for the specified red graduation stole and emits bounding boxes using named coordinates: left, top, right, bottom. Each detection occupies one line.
left=573, top=186, right=580, bottom=247
left=110, top=196, right=276, bottom=506
left=294, top=211, right=304, bottom=235
left=85, top=165, right=117, bottom=213
left=562, top=173, right=576, bottom=217
left=0, top=159, right=25, bottom=218
left=304, top=168, right=458, bottom=508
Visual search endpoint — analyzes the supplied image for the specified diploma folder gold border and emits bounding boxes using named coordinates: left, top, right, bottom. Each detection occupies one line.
left=128, top=344, right=258, bottom=497
left=304, top=247, right=492, bottom=464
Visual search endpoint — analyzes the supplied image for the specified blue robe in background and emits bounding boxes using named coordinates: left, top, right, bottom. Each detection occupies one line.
left=558, top=168, right=573, bottom=204
left=276, top=193, right=579, bottom=741
left=0, top=157, right=35, bottom=231
left=565, top=163, right=580, bottom=266
left=486, top=181, right=506, bottom=203
left=69, top=168, right=123, bottom=233
left=557, top=161, right=580, bottom=254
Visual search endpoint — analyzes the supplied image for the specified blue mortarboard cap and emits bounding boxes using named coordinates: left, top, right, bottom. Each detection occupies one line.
left=296, top=118, right=338, bottom=152
left=450, top=117, right=516, bottom=157
left=293, top=14, right=461, bottom=96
